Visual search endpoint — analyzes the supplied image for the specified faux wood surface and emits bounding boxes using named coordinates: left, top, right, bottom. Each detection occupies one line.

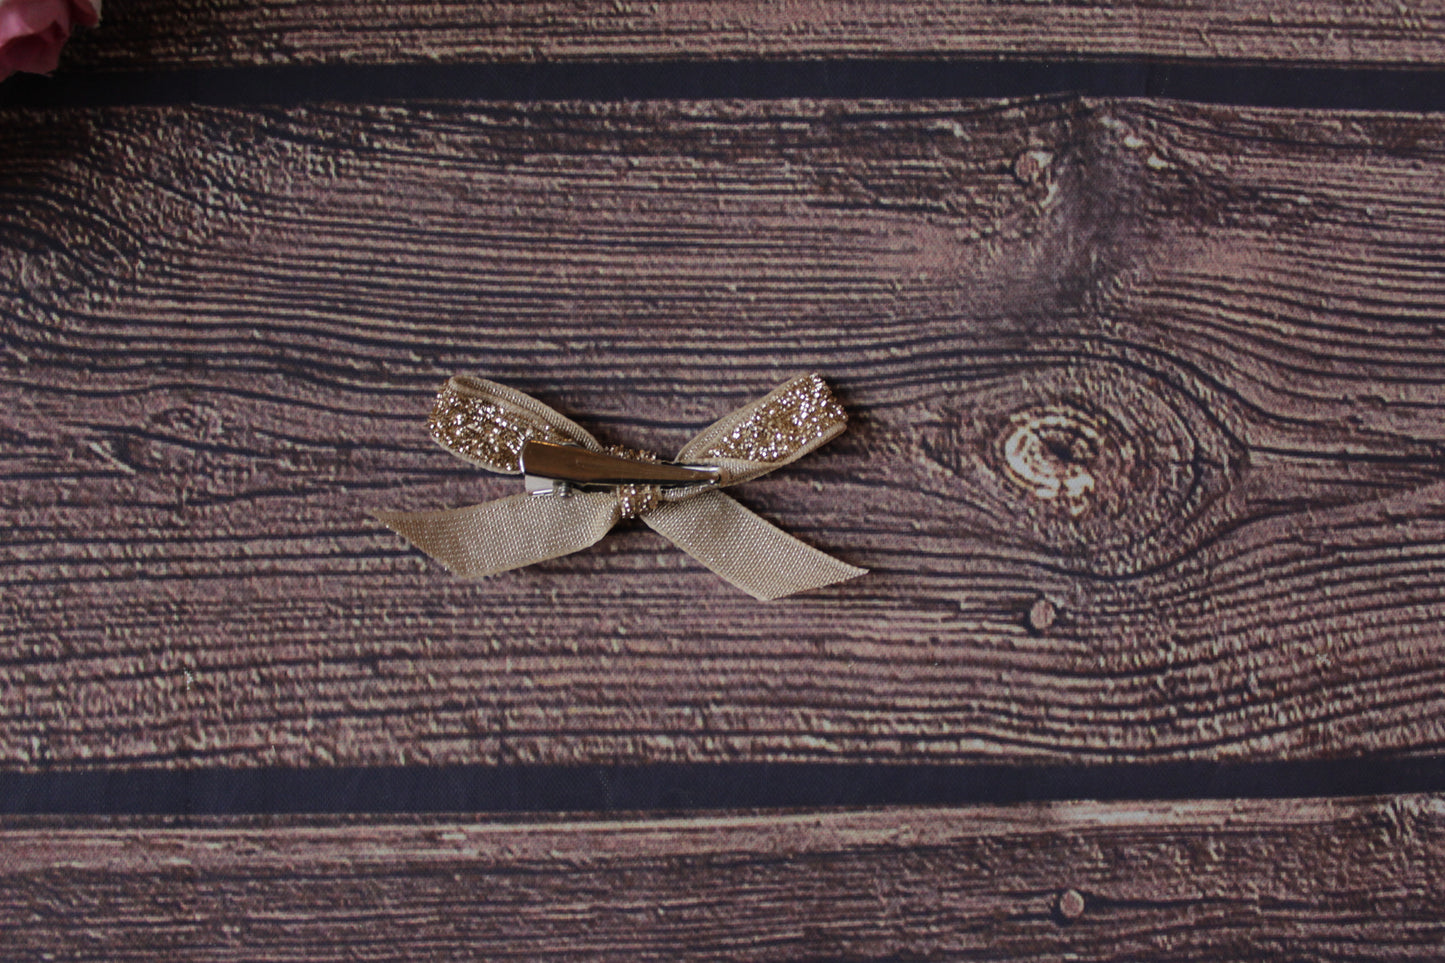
left=65, top=1, right=1445, bottom=70
left=4, top=97, right=1445, bottom=769
left=3, top=796, right=1442, bottom=961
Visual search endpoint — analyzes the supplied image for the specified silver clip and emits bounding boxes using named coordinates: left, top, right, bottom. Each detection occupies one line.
left=521, top=440, right=721, bottom=497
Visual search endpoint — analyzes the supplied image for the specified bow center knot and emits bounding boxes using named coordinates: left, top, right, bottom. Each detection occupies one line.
left=604, top=444, right=662, bottom=519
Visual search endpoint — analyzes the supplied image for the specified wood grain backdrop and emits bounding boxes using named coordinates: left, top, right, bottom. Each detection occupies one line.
left=4, top=796, right=1442, bottom=961
left=7, top=3, right=1445, bottom=958
left=61, top=1, right=1445, bottom=70
left=3, top=96, right=1444, bottom=769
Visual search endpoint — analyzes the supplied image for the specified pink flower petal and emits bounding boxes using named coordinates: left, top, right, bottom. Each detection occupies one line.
left=0, top=0, right=100, bottom=78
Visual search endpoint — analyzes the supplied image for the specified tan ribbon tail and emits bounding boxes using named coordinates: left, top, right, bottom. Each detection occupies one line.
left=643, top=490, right=866, bottom=601
left=373, top=491, right=619, bottom=578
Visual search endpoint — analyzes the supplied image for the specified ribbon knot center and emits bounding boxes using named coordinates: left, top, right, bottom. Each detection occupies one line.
left=604, top=444, right=662, bottom=519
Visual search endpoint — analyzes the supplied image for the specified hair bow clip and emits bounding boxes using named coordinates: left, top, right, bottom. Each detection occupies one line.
left=375, top=373, right=866, bottom=600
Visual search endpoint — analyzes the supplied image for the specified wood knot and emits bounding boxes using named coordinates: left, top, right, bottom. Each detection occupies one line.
left=1012, top=149, right=1054, bottom=185
left=922, top=358, right=1246, bottom=576
left=1027, top=596, right=1057, bottom=634
left=1055, top=888, right=1086, bottom=921
left=1000, top=407, right=1114, bottom=517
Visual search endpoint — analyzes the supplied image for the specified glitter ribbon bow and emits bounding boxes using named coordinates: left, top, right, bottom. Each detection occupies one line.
left=374, top=374, right=866, bottom=600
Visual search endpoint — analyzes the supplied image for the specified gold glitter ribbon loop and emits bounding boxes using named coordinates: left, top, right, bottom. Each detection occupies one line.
left=375, top=374, right=865, bottom=600
left=426, top=375, right=603, bottom=472
left=676, top=371, right=850, bottom=483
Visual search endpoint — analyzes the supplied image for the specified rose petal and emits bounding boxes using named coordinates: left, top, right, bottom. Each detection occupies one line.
left=0, top=25, right=66, bottom=75
left=0, top=0, right=100, bottom=78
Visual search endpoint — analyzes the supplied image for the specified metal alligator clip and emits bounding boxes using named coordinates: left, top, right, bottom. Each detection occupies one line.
left=520, top=439, right=722, bottom=496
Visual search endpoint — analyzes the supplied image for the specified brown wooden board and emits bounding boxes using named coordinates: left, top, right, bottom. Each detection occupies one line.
left=3, top=97, right=1445, bottom=770
left=2, top=796, right=1442, bottom=961
left=61, top=1, right=1445, bottom=71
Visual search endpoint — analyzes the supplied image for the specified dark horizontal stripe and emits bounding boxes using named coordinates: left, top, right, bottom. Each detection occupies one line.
left=3, top=58, right=1445, bottom=111
left=2, top=759, right=1442, bottom=815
